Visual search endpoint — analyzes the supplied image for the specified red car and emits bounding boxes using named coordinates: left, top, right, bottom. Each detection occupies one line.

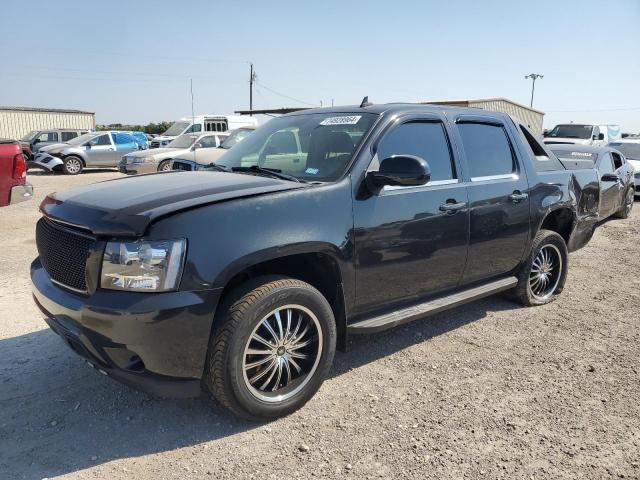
left=0, top=139, right=33, bottom=207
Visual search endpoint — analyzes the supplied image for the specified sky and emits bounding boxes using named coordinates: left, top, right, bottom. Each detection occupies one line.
left=1, top=0, right=639, bottom=131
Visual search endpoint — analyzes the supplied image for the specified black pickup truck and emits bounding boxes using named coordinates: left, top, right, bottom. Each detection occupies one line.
left=32, top=104, right=600, bottom=420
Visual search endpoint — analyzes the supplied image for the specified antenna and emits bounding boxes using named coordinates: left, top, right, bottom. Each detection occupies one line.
left=360, top=96, right=372, bottom=108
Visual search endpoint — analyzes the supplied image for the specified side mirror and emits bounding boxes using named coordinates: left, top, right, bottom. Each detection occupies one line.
left=598, top=133, right=605, bottom=141
left=33, top=139, right=40, bottom=144
left=601, top=173, right=618, bottom=182
left=193, top=142, right=203, bottom=150
left=366, top=155, right=431, bottom=191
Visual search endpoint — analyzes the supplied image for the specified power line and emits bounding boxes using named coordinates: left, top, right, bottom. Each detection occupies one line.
left=254, top=82, right=317, bottom=107
left=547, top=106, right=640, bottom=113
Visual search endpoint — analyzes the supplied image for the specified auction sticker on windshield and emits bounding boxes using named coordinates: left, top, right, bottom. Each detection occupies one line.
left=320, top=116, right=362, bottom=126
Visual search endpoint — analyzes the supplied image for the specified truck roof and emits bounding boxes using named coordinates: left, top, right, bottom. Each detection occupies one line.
left=283, top=103, right=509, bottom=118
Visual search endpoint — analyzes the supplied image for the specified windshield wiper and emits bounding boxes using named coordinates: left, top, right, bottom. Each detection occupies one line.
left=231, top=165, right=306, bottom=183
left=203, top=163, right=229, bottom=172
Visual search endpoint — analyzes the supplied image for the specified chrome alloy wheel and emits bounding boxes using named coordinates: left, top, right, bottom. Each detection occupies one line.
left=65, top=157, right=82, bottom=174
left=529, top=244, right=562, bottom=301
left=160, top=161, right=172, bottom=171
left=242, top=305, right=322, bottom=403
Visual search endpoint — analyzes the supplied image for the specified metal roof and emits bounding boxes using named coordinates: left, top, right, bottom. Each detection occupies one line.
left=424, top=97, right=545, bottom=115
left=0, top=106, right=95, bottom=115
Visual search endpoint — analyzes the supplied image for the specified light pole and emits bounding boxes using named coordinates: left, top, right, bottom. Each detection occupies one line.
left=524, top=73, right=543, bottom=108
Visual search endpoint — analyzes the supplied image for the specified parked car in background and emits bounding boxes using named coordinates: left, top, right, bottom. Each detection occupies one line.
left=170, top=126, right=257, bottom=171
left=19, top=129, right=89, bottom=162
left=0, top=139, right=32, bottom=207
left=550, top=144, right=635, bottom=219
left=33, top=131, right=142, bottom=174
left=32, top=104, right=603, bottom=420
left=544, top=124, right=621, bottom=146
left=608, top=138, right=640, bottom=196
left=151, top=115, right=258, bottom=147
left=119, top=132, right=228, bottom=174
left=130, top=131, right=150, bottom=150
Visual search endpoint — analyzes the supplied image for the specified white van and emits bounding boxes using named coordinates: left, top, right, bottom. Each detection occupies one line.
left=151, top=115, right=258, bottom=148
left=543, top=123, right=621, bottom=147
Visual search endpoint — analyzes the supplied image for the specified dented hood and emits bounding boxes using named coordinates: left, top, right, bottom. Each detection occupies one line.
left=40, top=171, right=304, bottom=237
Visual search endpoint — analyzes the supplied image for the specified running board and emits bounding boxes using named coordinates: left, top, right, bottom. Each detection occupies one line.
left=347, top=276, right=518, bottom=334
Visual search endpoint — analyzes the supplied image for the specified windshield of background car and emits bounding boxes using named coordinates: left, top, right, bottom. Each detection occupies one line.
left=216, top=113, right=378, bottom=181
left=551, top=149, right=598, bottom=164
left=20, top=130, right=39, bottom=141
left=68, top=133, right=98, bottom=145
left=162, top=121, right=190, bottom=137
left=167, top=134, right=196, bottom=149
left=548, top=125, right=593, bottom=139
left=609, top=142, right=640, bottom=160
left=221, top=129, right=253, bottom=149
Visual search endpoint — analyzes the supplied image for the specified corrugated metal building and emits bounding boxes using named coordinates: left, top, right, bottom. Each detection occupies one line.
left=423, top=98, right=545, bottom=134
left=0, top=106, right=95, bottom=140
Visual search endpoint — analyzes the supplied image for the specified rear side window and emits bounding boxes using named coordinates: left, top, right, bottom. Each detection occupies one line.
left=599, top=153, right=614, bottom=174
left=519, top=124, right=563, bottom=171
left=61, top=131, right=78, bottom=141
left=376, top=121, right=455, bottom=182
left=457, top=123, right=515, bottom=178
left=611, top=151, right=624, bottom=170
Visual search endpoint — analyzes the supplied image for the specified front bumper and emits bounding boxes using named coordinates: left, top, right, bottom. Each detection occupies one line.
left=31, top=258, right=222, bottom=398
left=33, top=152, right=63, bottom=171
left=9, top=183, right=33, bottom=204
left=118, top=160, right=157, bottom=175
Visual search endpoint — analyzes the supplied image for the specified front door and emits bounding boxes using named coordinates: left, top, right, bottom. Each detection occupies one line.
left=597, top=152, right=620, bottom=216
left=353, top=116, right=469, bottom=315
left=452, top=118, right=531, bottom=285
left=85, top=133, right=117, bottom=166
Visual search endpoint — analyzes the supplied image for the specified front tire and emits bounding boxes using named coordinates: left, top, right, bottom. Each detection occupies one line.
left=62, top=156, right=83, bottom=175
left=158, top=159, right=172, bottom=172
left=512, top=229, right=568, bottom=306
left=205, top=277, right=336, bottom=421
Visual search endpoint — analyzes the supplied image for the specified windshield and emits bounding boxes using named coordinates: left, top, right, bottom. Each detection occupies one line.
left=20, top=130, right=39, bottom=141
left=548, top=124, right=593, bottom=139
left=216, top=113, right=377, bottom=182
left=167, top=134, right=197, bottom=149
left=162, top=121, right=191, bottom=137
left=68, top=132, right=98, bottom=145
left=609, top=142, right=640, bottom=160
left=221, top=128, right=254, bottom=149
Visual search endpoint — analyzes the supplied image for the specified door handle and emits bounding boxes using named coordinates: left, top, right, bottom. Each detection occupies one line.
left=439, top=201, right=467, bottom=214
left=509, top=191, right=528, bottom=203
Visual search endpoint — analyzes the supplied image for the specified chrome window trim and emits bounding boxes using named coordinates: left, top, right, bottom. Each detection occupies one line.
left=382, top=178, right=459, bottom=192
left=470, top=173, right=519, bottom=182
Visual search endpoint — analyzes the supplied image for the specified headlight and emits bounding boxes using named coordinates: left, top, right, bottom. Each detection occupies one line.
left=101, top=239, right=186, bottom=292
left=133, top=156, right=147, bottom=164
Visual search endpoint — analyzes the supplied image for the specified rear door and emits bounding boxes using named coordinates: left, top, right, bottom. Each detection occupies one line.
left=451, top=115, right=531, bottom=285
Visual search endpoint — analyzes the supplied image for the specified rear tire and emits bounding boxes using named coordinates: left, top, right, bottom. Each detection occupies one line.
left=615, top=187, right=634, bottom=219
left=62, top=156, right=83, bottom=175
left=512, top=229, right=568, bottom=306
left=204, top=277, right=336, bottom=421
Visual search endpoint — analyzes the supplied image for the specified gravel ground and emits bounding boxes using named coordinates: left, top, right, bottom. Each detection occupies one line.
left=1, top=170, right=639, bottom=479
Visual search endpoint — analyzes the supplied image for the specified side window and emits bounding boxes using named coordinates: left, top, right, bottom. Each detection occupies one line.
left=266, top=131, right=298, bottom=154
left=37, top=132, right=58, bottom=142
left=599, top=153, right=614, bottom=174
left=90, top=134, right=112, bottom=146
left=376, top=121, right=455, bottom=182
left=518, top=124, right=563, bottom=171
left=61, top=131, right=78, bottom=142
left=197, top=136, right=218, bottom=148
left=457, top=122, right=515, bottom=179
left=592, top=126, right=600, bottom=139
left=611, top=151, right=624, bottom=170
left=188, top=124, right=202, bottom=133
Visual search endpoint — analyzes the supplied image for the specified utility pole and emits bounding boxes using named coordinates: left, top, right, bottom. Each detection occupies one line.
left=524, top=73, right=543, bottom=108
left=249, top=63, right=257, bottom=115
